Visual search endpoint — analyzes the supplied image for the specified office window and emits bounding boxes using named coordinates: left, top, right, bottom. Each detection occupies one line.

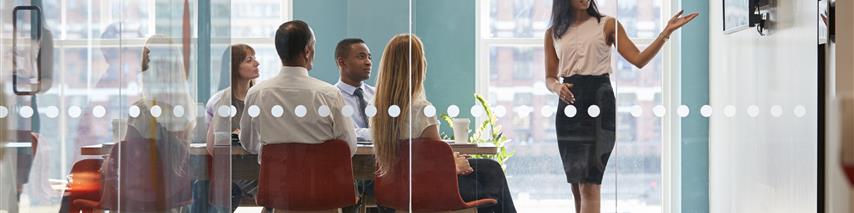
left=478, top=0, right=669, bottom=211
left=227, top=0, right=290, bottom=82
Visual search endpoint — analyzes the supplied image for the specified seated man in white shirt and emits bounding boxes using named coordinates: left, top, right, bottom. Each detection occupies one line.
left=333, top=38, right=375, bottom=141
left=239, top=20, right=357, bottom=161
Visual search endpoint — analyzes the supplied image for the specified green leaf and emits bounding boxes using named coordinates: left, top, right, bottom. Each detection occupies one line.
left=464, top=93, right=516, bottom=172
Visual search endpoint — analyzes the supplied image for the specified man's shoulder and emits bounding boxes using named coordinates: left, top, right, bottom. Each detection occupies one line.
left=246, top=76, right=340, bottom=98
left=245, top=79, right=279, bottom=96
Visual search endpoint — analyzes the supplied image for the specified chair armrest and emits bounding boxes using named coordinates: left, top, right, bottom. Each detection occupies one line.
left=463, top=198, right=498, bottom=208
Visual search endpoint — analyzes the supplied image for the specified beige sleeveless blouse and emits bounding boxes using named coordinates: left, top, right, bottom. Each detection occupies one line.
left=552, top=16, right=614, bottom=77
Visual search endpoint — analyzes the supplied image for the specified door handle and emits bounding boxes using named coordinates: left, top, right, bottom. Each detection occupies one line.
left=12, top=5, right=42, bottom=96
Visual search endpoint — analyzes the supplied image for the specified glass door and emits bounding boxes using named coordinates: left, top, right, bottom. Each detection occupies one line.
left=0, top=0, right=229, bottom=211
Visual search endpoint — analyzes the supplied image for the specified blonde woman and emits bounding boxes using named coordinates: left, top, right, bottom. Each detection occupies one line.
left=372, top=34, right=516, bottom=213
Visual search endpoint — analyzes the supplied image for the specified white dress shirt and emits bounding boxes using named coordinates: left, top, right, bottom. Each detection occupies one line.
left=334, top=81, right=375, bottom=141
left=239, top=66, right=357, bottom=163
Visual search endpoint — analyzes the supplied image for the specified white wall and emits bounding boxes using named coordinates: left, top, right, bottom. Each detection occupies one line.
left=828, top=0, right=854, bottom=212
left=709, top=0, right=817, bottom=212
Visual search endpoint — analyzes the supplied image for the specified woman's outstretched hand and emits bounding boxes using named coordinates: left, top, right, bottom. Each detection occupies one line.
left=663, top=10, right=700, bottom=37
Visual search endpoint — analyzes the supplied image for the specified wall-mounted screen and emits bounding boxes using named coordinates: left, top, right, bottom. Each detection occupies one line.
left=723, top=0, right=750, bottom=34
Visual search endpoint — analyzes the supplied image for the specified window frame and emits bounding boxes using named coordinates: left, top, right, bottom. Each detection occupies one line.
left=474, top=1, right=682, bottom=212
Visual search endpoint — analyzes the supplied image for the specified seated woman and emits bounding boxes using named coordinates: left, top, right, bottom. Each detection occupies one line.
left=371, top=34, right=516, bottom=213
left=99, top=35, right=196, bottom=212
left=205, top=44, right=260, bottom=135
left=205, top=44, right=260, bottom=211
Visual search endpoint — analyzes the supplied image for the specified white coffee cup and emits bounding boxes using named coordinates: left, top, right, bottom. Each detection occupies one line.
left=112, top=118, right=128, bottom=142
left=452, top=118, right=470, bottom=143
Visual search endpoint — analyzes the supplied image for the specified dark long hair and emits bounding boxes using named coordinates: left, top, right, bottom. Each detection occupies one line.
left=550, top=0, right=605, bottom=39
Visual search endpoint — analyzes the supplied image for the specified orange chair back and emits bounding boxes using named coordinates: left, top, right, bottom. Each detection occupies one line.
left=65, top=159, right=104, bottom=213
left=374, top=138, right=473, bottom=211
left=256, top=140, right=357, bottom=210
left=66, top=159, right=104, bottom=199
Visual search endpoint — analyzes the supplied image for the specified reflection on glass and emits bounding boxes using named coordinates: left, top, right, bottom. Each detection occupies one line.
left=486, top=0, right=660, bottom=39
left=490, top=46, right=573, bottom=210
left=231, top=0, right=284, bottom=38
left=101, top=36, right=195, bottom=211
left=485, top=1, right=663, bottom=211
left=488, top=0, right=551, bottom=38
left=611, top=45, right=663, bottom=211
left=615, top=0, right=663, bottom=38
left=0, top=0, right=241, bottom=211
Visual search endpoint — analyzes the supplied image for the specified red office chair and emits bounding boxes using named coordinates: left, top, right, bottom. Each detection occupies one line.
left=63, top=159, right=103, bottom=213
left=256, top=139, right=358, bottom=212
left=374, top=138, right=497, bottom=212
left=74, top=129, right=193, bottom=212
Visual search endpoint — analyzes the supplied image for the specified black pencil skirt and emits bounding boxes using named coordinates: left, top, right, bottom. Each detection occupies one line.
left=554, top=74, right=616, bottom=184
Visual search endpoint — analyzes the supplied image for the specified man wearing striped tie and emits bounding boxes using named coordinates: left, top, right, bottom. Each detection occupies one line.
left=333, top=38, right=378, bottom=213
left=334, top=38, right=375, bottom=142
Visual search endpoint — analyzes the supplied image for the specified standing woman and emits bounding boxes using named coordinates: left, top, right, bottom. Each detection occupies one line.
left=544, top=0, right=697, bottom=212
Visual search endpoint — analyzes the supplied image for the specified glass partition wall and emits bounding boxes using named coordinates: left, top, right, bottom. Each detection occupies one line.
left=476, top=0, right=668, bottom=211
left=0, top=0, right=684, bottom=212
left=0, top=0, right=232, bottom=211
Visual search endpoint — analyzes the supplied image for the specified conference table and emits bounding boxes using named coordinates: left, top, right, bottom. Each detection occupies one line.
left=80, top=140, right=496, bottom=206
left=80, top=141, right=498, bottom=180
left=80, top=141, right=498, bottom=156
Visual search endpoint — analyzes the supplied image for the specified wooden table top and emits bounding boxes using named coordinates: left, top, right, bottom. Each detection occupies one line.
left=81, top=141, right=498, bottom=156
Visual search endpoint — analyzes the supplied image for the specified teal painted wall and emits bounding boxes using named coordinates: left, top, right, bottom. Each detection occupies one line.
left=293, top=0, right=349, bottom=84
left=414, top=0, right=476, bottom=134
left=681, top=0, right=710, bottom=212
left=293, top=0, right=408, bottom=85
left=294, top=0, right=475, bottom=135
left=346, top=0, right=409, bottom=87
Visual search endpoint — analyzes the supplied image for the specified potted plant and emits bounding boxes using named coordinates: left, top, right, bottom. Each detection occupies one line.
left=440, top=93, right=513, bottom=170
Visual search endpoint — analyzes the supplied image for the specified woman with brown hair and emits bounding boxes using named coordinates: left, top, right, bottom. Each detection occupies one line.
left=372, top=34, right=516, bottom=213
left=206, top=44, right=260, bottom=134
left=205, top=44, right=260, bottom=212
